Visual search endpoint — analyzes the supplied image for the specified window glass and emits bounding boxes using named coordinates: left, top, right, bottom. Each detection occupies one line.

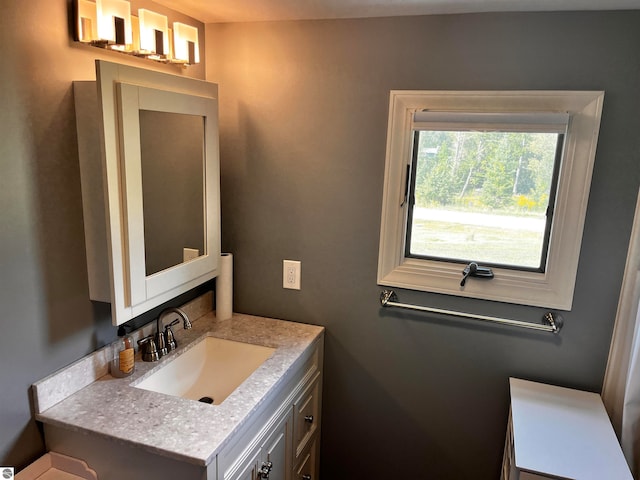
left=406, top=130, right=563, bottom=271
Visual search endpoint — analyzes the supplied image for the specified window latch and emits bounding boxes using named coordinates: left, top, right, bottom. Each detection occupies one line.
left=400, top=164, right=411, bottom=207
left=460, top=262, right=494, bottom=287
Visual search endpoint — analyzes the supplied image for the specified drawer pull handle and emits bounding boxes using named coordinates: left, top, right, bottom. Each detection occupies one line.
left=302, top=475, right=312, bottom=480
left=304, top=415, right=314, bottom=424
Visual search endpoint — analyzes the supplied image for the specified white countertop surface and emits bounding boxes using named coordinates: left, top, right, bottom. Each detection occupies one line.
left=509, top=377, right=632, bottom=479
left=35, top=312, right=324, bottom=468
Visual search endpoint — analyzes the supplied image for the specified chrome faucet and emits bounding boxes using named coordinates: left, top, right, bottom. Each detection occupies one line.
left=155, top=307, right=192, bottom=358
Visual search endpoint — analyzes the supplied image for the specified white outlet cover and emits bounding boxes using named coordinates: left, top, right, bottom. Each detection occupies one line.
left=183, top=247, right=200, bottom=262
left=283, top=260, right=301, bottom=290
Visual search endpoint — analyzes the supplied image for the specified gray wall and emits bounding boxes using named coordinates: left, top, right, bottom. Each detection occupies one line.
left=0, top=0, right=206, bottom=470
left=206, top=12, right=640, bottom=479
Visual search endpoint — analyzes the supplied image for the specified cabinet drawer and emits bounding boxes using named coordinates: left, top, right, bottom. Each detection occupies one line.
left=294, top=435, right=319, bottom=480
left=293, top=372, right=321, bottom=459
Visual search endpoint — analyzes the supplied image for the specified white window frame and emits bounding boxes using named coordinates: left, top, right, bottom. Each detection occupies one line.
left=377, top=90, right=604, bottom=310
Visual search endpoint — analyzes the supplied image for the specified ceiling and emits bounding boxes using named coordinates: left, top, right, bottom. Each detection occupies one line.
left=154, top=0, right=640, bottom=23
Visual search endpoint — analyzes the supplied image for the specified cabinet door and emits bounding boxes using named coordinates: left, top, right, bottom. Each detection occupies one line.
left=226, top=448, right=260, bottom=480
left=501, top=412, right=514, bottom=480
left=258, top=409, right=292, bottom=480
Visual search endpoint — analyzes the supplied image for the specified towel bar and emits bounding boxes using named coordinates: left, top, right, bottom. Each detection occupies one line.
left=380, top=289, right=562, bottom=334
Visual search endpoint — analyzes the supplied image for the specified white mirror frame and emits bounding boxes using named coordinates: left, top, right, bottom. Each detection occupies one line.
left=94, top=60, right=220, bottom=325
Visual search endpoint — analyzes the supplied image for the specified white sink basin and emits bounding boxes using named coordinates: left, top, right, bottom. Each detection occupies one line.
left=134, top=336, right=276, bottom=405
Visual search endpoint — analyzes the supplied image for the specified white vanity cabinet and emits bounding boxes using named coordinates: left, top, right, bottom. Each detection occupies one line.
left=502, top=377, right=632, bottom=480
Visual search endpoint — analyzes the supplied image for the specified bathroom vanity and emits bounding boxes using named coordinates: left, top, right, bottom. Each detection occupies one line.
left=33, top=309, right=324, bottom=480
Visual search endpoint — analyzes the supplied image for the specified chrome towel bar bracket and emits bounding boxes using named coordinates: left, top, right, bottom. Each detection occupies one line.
left=380, top=290, right=563, bottom=334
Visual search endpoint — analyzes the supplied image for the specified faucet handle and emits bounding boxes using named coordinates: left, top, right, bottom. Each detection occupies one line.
left=137, top=335, right=160, bottom=362
left=155, top=331, right=168, bottom=357
left=164, top=319, right=179, bottom=351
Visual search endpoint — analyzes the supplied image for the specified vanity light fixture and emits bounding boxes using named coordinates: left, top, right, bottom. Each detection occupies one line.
left=95, top=0, right=132, bottom=50
left=138, top=9, right=169, bottom=59
left=173, top=22, right=200, bottom=65
left=73, top=0, right=200, bottom=68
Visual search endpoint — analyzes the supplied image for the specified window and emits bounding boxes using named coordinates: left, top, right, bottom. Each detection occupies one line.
left=378, top=91, right=604, bottom=310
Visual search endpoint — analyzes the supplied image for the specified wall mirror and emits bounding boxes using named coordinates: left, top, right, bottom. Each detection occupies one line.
left=139, top=109, right=205, bottom=276
left=75, top=60, right=220, bottom=325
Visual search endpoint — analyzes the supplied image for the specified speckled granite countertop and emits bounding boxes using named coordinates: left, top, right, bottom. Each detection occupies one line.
left=34, top=312, right=324, bottom=468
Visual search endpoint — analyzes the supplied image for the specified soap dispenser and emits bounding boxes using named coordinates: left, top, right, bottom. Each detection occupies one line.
left=109, top=326, right=135, bottom=378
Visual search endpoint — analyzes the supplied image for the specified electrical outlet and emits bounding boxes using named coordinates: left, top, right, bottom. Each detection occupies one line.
left=183, top=247, right=200, bottom=262
left=283, top=260, right=301, bottom=290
